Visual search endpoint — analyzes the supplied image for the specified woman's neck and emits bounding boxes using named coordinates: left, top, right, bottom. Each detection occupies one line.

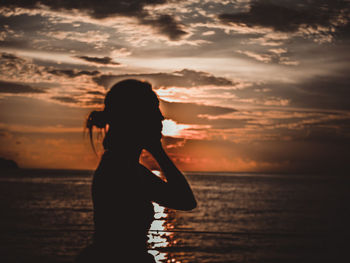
left=103, top=127, right=143, bottom=161
left=105, top=143, right=142, bottom=162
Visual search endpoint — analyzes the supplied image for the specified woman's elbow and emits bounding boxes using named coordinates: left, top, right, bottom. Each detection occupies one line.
left=165, top=188, right=197, bottom=211
left=180, top=196, right=197, bottom=211
left=188, top=198, right=197, bottom=210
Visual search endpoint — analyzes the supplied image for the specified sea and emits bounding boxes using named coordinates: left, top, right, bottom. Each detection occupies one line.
left=0, top=169, right=349, bottom=263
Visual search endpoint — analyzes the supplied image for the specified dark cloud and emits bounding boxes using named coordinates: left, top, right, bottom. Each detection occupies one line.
left=0, top=81, right=46, bottom=94
left=0, top=0, right=164, bottom=18
left=219, top=0, right=349, bottom=33
left=75, top=56, right=120, bottom=66
left=93, top=69, right=235, bottom=89
left=51, top=92, right=104, bottom=106
left=0, top=0, right=188, bottom=41
left=51, top=96, right=79, bottom=104
left=200, top=116, right=252, bottom=129
left=47, top=69, right=100, bottom=78
left=223, top=66, right=350, bottom=111
left=140, top=14, right=188, bottom=41
left=0, top=53, right=20, bottom=60
left=249, top=70, right=350, bottom=111
left=0, top=52, right=38, bottom=77
left=295, top=72, right=350, bottom=111
left=248, top=139, right=350, bottom=174
left=301, top=120, right=350, bottom=144
left=0, top=52, right=24, bottom=63
left=84, top=97, right=104, bottom=105
left=86, top=91, right=105, bottom=96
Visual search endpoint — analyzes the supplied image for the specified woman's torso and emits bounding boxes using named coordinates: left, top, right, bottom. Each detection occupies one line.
left=91, top=151, right=155, bottom=259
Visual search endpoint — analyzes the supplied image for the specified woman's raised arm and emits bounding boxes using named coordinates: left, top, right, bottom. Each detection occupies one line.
left=142, top=142, right=197, bottom=211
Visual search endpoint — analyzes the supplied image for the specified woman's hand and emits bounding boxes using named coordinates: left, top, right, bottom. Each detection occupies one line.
left=143, top=139, right=163, bottom=157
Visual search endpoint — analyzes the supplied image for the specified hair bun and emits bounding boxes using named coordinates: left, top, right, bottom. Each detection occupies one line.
left=86, top=110, right=107, bottom=129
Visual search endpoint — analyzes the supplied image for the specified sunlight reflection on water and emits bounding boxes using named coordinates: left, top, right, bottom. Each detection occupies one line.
left=148, top=203, right=179, bottom=263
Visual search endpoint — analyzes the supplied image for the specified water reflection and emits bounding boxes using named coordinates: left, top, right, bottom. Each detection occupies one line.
left=148, top=202, right=180, bottom=263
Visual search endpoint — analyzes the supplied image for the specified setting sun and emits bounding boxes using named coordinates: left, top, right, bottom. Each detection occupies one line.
left=161, top=119, right=191, bottom=137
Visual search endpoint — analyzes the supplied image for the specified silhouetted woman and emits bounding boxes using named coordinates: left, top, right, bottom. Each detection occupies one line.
left=76, top=79, right=197, bottom=262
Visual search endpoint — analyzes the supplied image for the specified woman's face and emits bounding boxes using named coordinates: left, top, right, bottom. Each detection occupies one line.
left=142, top=106, right=164, bottom=141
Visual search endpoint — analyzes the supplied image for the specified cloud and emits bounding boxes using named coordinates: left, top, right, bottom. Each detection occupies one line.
left=219, top=1, right=349, bottom=32
left=75, top=56, right=121, bottom=66
left=47, top=69, right=101, bottom=78
left=1, top=52, right=107, bottom=95
left=0, top=0, right=162, bottom=18
left=50, top=94, right=104, bottom=107
left=0, top=80, right=46, bottom=94
left=0, top=0, right=189, bottom=41
left=93, top=68, right=235, bottom=89
left=51, top=96, right=80, bottom=104
left=49, top=87, right=106, bottom=107
left=220, top=3, right=306, bottom=33
left=236, top=50, right=272, bottom=63
left=244, top=32, right=289, bottom=46
left=236, top=48, right=299, bottom=65
left=219, top=0, right=350, bottom=43
left=0, top=52, right=20, bottom=60
left=0, top=23, right=22, bottom=41
left=140, top=14, right=188, bottom=41
left=86, top=91, right=105, bottom=96
left=0, top=52, right=47, bottom=83
left=295, top=72, right=350, bottom=110
left=83, top=97, right=104, bottom=106
left=42, top=30, right=110, bottom=48
left=0, top=52, right=26, bottom=68
left=249, top=70, right=350, bottom=111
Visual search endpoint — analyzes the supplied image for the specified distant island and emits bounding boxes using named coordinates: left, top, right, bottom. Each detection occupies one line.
left=0, top=157, right=19, bottom=170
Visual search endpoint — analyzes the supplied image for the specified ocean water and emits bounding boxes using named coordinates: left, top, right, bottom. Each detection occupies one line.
left=0, top=169, right=349, bottom=263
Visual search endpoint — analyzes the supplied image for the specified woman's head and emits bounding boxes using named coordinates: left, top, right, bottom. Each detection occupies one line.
left=87, top=79, right=164, bottom=151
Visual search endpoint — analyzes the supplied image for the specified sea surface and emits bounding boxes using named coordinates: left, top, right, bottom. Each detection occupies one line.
left=0, top=169, right=349, bottom=263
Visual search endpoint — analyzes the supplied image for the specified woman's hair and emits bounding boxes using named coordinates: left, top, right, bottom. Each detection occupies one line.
left=86, top=79, right=159, bottom=152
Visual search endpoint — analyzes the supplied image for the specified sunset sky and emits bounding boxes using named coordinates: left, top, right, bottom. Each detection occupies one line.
left=0, top=0, right=349, bottom=173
